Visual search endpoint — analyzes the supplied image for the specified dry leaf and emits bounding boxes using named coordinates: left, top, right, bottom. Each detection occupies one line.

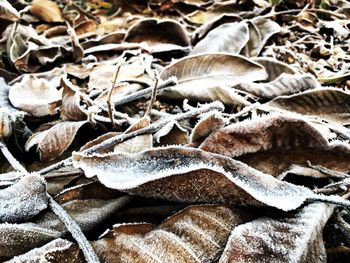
left=253, top=57, right=297, bottom=81
left=266, top=88, right=350, bottom=124
left=200, top=113, right=350, bottom=176
left=26, top=121, right=88, bottom=161
left=0, top=174, right=48, bottom=223
left=9, top=75, right=61, bottom=117
left=191, top=21, right=249, bottom=55
left=5, top=238, right=83, bottom=263
left=93, top=205, right=251, bottom=262
left=30, top=0, right=63, bottom=22
left=154, top=121, right=189, bottom=146
left=235, top=73, right=319, bottom=99
left=0, top=223, right=60, bottom=260
left=160, top=53, right=267, bottom=104
left=219, top=202, right=334, bottom=263
left=0, top=0, right=20, bottom=21
left=73, top=146, right=347, bottom=211
left=60, top=77, right=87, bottom=121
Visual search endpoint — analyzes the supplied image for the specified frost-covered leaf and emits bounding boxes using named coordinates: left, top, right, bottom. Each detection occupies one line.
left=26, top=121, right=88, bottom=161
left=0, top=0, right=20, bottom=21
left=236, top=73, right=319, bottom=99
left=200, top=113, right=350, bottom=176
left=124, top=19, right=190, bottom=47
left=253, top=57, right=297, bottom=81
left=5, top=238, right=83, bottom=263
left=190, top=110, right=227, bottom=144
left=160, top=53, right=267, bottom=104
left=0, top=109, right=12, bottom=138
left=114, top=117, right=153, bottom=154
left=9, top=75, right=61, bottom=117
left=266, top=88, right=350, bottom=124
left=60, top=77, right=87, bottom=121
left=79, top=132, right=119, bottom=154
left=219, top=202, right=334, bottom=263
left=73, top=146, right=348, bottom=211
left=93, top=205, right=251, bottom=263
left=191, top=21, right=249, bottom=55
left=154, top=121, right=189, bottom=146
left=30, top=0, right=63, bottom=22
left=0, top=174, right=48, bottom=223
left=0, top=223, right=60, bottom=260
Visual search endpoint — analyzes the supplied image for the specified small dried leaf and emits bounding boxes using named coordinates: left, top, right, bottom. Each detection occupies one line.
left=60, top=77, right=87, bottom=121
left=73, top=146, right=345, bottom=211
left=160, top=53, right=267, bottom=104
left=0, top=174, right=48, bottom=223
left=9, top=75, right=61, bottom=117
left=236, top=73, right=319, bottom=99
left=5, top=238, right=83, bottom=263
left=0, top=223, right=60, bottom=260
left=0, top=109, right=12, bottom=138
left=93, top=205, right=251, bottom=262
left=30, top=0, right=63, bottom=22
left=124, top=19, right=190, bottom=47
left=154, top=121, right=189, bottom=146
left=0, top=0, right=20, bottom=21
left=266, top=88, right=350, bottom=124
left=200, top=113, right=350, bottom=175
left=253, top=57, right=297, bottom=81
left=191, top=21, right=249, bottom=55
left=219, top=202, right=334, bottom=263
left=27, top=121, right=88, bottom=161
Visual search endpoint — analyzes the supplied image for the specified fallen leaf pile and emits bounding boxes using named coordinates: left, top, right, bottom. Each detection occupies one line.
left=1, top=0, right=350, bottom=262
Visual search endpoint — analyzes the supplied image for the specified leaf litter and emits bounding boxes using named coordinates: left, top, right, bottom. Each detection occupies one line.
left=0, top=0, right=350, bottom=262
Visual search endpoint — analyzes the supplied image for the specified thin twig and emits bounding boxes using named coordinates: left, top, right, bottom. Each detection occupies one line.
left=261, top=8, right=346, bottom=19
left=144, top=71, right=159, bottom=117
left=47, top=194, right=101, bottom=263
left=0, top=140, right=100, bottom=262
left=307, top=161, right=350, bottom=179
left=0, top=139, right=27, bottom=174
left=114, top=76, right=177, bottom=107
left=38, top=101, right=225, bottom=175
left=107, top=63, right=123, bottom=128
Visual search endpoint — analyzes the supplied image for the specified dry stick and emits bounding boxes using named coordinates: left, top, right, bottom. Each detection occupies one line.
left=114, top=76, right=177, bottom=107
left=307, top=161, right=350, bottom=179
left=47, top=194, right=100, bottom=263
left=38, top=101, right=225, bottom=176
left=144, top=71, right=159, bottom=117
left=107, top=63, right=123, bottom=128
left=261, top=7, right=346, bottom=19
left=0, top=141, right=100, bottom=263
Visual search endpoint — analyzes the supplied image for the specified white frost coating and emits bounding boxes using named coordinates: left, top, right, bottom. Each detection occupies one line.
left=0, top=174, right=48, bottom=223
left=219, top=202, right=334, bottom=263
left=5, top=238, right=73, bottom=263
left=73, top=146, right=322, bottom=211
left=154, top=121, right=188, bottom=143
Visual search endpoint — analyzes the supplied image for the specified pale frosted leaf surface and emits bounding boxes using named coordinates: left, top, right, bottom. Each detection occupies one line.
left=9, top=75, right=62, bottom=117
left=0, top=78, right=24, bottom=115
left=0, top=0, right=20, bottom=21
left=0, top=174, right=48, bottom=223
left=93, top=205, right=251, bottom=263
left=5, top=238, right=83, bottom=263
left=37, top=121, right=88, bottom=161
left=0, top=223, right=60, bottom=260
left=60, top=77, right=87, bottom=121
left=235, top=73, right=319, bottom=99
left=251, top=18, right=281, bottom=55
left=73, top=146, right=327, bottom=211
left=34, top=196, right=131, bottom=233
left=160, top=53, right=267, bottom=104
left=200, top=113, right=350, bottom=175
left=191, top=21, right=249, bottom=55
left=266, top=88, right=350, bottom=124
left=219, top=202, right=334, bottom=263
